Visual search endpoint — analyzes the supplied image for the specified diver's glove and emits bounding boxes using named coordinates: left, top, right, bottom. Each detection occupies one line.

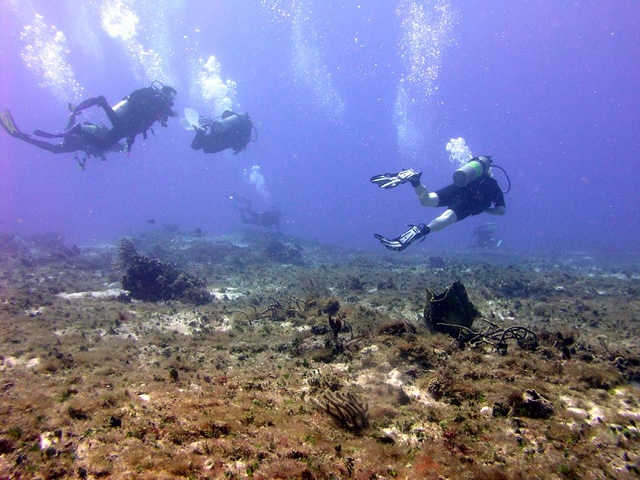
left=373, top=224, right=430, bottom=252
left=370, top=169, right=422, bottom=189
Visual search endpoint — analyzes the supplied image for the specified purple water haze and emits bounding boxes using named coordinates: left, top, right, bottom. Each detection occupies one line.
left=0, top=1, right=638, bottom=254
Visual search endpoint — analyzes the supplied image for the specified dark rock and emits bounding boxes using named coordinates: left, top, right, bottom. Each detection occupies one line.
left=424, top=281, right=479, bottom=336
left=513, top=389, right=554, bottom=419
left=264, top=240, right=303, bottom=265
left=115, top=238, right=211, bottom=305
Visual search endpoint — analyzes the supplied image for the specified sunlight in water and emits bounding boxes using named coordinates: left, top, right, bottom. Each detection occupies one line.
left=20, top=13, right=84, bottom=102
left=396, top=0, right=456, bottom=100
left=393, top=1, right=457, bottom=161
left=195, top=56, right=237, bottom=117
left=394, top=82, right=425, bottom=156
left=290, top=0, right=346, bottom=124
left=100, top=0, right=166, bottom=84
left=258, top=0, right=293, bottom=23
left=100, top=0, right=139, bottom=42
left=244, top=165, right=270, bottom=199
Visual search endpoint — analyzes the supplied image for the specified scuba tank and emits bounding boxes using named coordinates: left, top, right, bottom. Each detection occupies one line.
left=217, top=111, right=246, bottom=133
left=453, top=156, right=493, bottom=186
left=112, top=98, right=131, bottom=119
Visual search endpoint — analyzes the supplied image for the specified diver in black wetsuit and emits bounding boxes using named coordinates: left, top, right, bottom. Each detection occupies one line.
left=230, top=195, right=281, bottom=232
left=473, top=222, right=502, bottom=248
left=0, top=108, right=125, bottom=167
left=67, top=82, right=178, bottom=152
left=190, top=110, right=254, bottom=155
left=371, top=156, right=506, bottom=251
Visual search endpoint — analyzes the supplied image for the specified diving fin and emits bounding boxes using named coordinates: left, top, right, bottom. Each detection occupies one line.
left=180, top=107, right=201, bottom=131
left=371, top=169, right=422, bottom=189
left=0, top=109, right=19, bottom=136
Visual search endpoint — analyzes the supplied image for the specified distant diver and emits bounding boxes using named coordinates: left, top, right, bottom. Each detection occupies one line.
left=65, top=81, right=178, bottom=153
left=371, top=156, right=508, bottom=251
left=473, top=222, right=503, bottom=248
left=183, top=108, right=255, bottom=155
left=230, top=195, right=281, bottom=232
left=0, top=108, right=126, bottom=169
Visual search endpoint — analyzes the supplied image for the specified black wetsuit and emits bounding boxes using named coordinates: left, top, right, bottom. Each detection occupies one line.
left=240, top=207, right=281, bottom=231
left=191, top=111, right=253, bottom=154
left=0, top=109, right=123, bottom=159
left=71, top=87, right=175, bottom=152
left=435, top=176, right=505, bottom=221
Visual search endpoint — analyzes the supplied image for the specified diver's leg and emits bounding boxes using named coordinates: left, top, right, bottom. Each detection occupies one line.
left=17, top=135, right=66, bottom=153
left=64, top=111, right=80, bottom=130
left=73, top=96, right=107, bottom=113
left=191, top=130, right=206, bottom=150
left=239, top=209, right=258, bottom=225
left=245, top=208, right=260, bottom=223
left=1, top=110, right=65, bottom=152
left=427, top=209, right=458, bottom=233
left=239, top=209, right=252, bottom=225
left=73, top=96, right=119, bottom=126
left=415, top=185, right=440, bottom=207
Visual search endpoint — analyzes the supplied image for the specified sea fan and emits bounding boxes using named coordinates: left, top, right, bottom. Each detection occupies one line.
left=112, top=237, right=140, bottom=272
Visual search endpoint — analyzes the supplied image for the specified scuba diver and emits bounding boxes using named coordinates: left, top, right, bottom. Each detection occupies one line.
left=65, top=81, right=178, bottom=153
left=230, top=195, right=281, bottom=232
left=473, top=222, right=503, bottom=248
left=0, top=108, right=126, bottom=169
left=186, top=109, right=255, bottom=155
left=371, top=156, right=507, bottom=251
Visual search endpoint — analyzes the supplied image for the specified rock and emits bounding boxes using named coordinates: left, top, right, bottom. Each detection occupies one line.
left=516, top=389, right=554, bottom=419
left=424, top=281, right=479, bottom=336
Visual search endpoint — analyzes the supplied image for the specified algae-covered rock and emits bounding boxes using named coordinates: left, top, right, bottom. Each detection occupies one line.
left=114, top=238, right=211, bottom=305
left=424, top=280, right=479, bottom=336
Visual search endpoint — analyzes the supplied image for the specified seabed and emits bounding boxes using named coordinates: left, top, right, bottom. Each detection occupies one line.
left=1, top=229, right=639, bottom=479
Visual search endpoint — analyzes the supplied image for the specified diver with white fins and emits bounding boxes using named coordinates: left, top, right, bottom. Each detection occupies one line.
left=371, top=156, right=509, bottom=251
left=182, top=107, right=256, bottom=155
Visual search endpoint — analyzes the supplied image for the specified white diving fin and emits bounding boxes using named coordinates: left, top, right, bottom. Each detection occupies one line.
left=180, top=107, right=201, bottom=131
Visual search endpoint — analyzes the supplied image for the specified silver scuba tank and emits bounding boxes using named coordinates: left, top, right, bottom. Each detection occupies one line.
left=453, top=156, right=492, bottom=186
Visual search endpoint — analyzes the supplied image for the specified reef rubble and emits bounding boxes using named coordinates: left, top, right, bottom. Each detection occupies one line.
left=1, top=230, right=640, bottom=479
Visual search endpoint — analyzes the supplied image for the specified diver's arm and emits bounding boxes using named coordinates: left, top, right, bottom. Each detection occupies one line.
left=484, top=206, right=506, bottom=216
left=415, top=184, right=439, bottom=207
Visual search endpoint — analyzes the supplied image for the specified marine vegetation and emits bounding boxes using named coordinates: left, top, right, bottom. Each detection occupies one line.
left=311, top=390, right=370, bottom=433
left=113, top=237, right=211, bottom=305
left=1, top=230, right=640, bottom=478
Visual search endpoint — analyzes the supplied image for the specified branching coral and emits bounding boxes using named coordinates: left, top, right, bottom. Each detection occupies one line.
left=311, top=391, right=369, bottom=433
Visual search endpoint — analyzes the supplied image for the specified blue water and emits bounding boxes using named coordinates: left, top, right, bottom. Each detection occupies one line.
left=0, top=1, right=638, bottom=253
